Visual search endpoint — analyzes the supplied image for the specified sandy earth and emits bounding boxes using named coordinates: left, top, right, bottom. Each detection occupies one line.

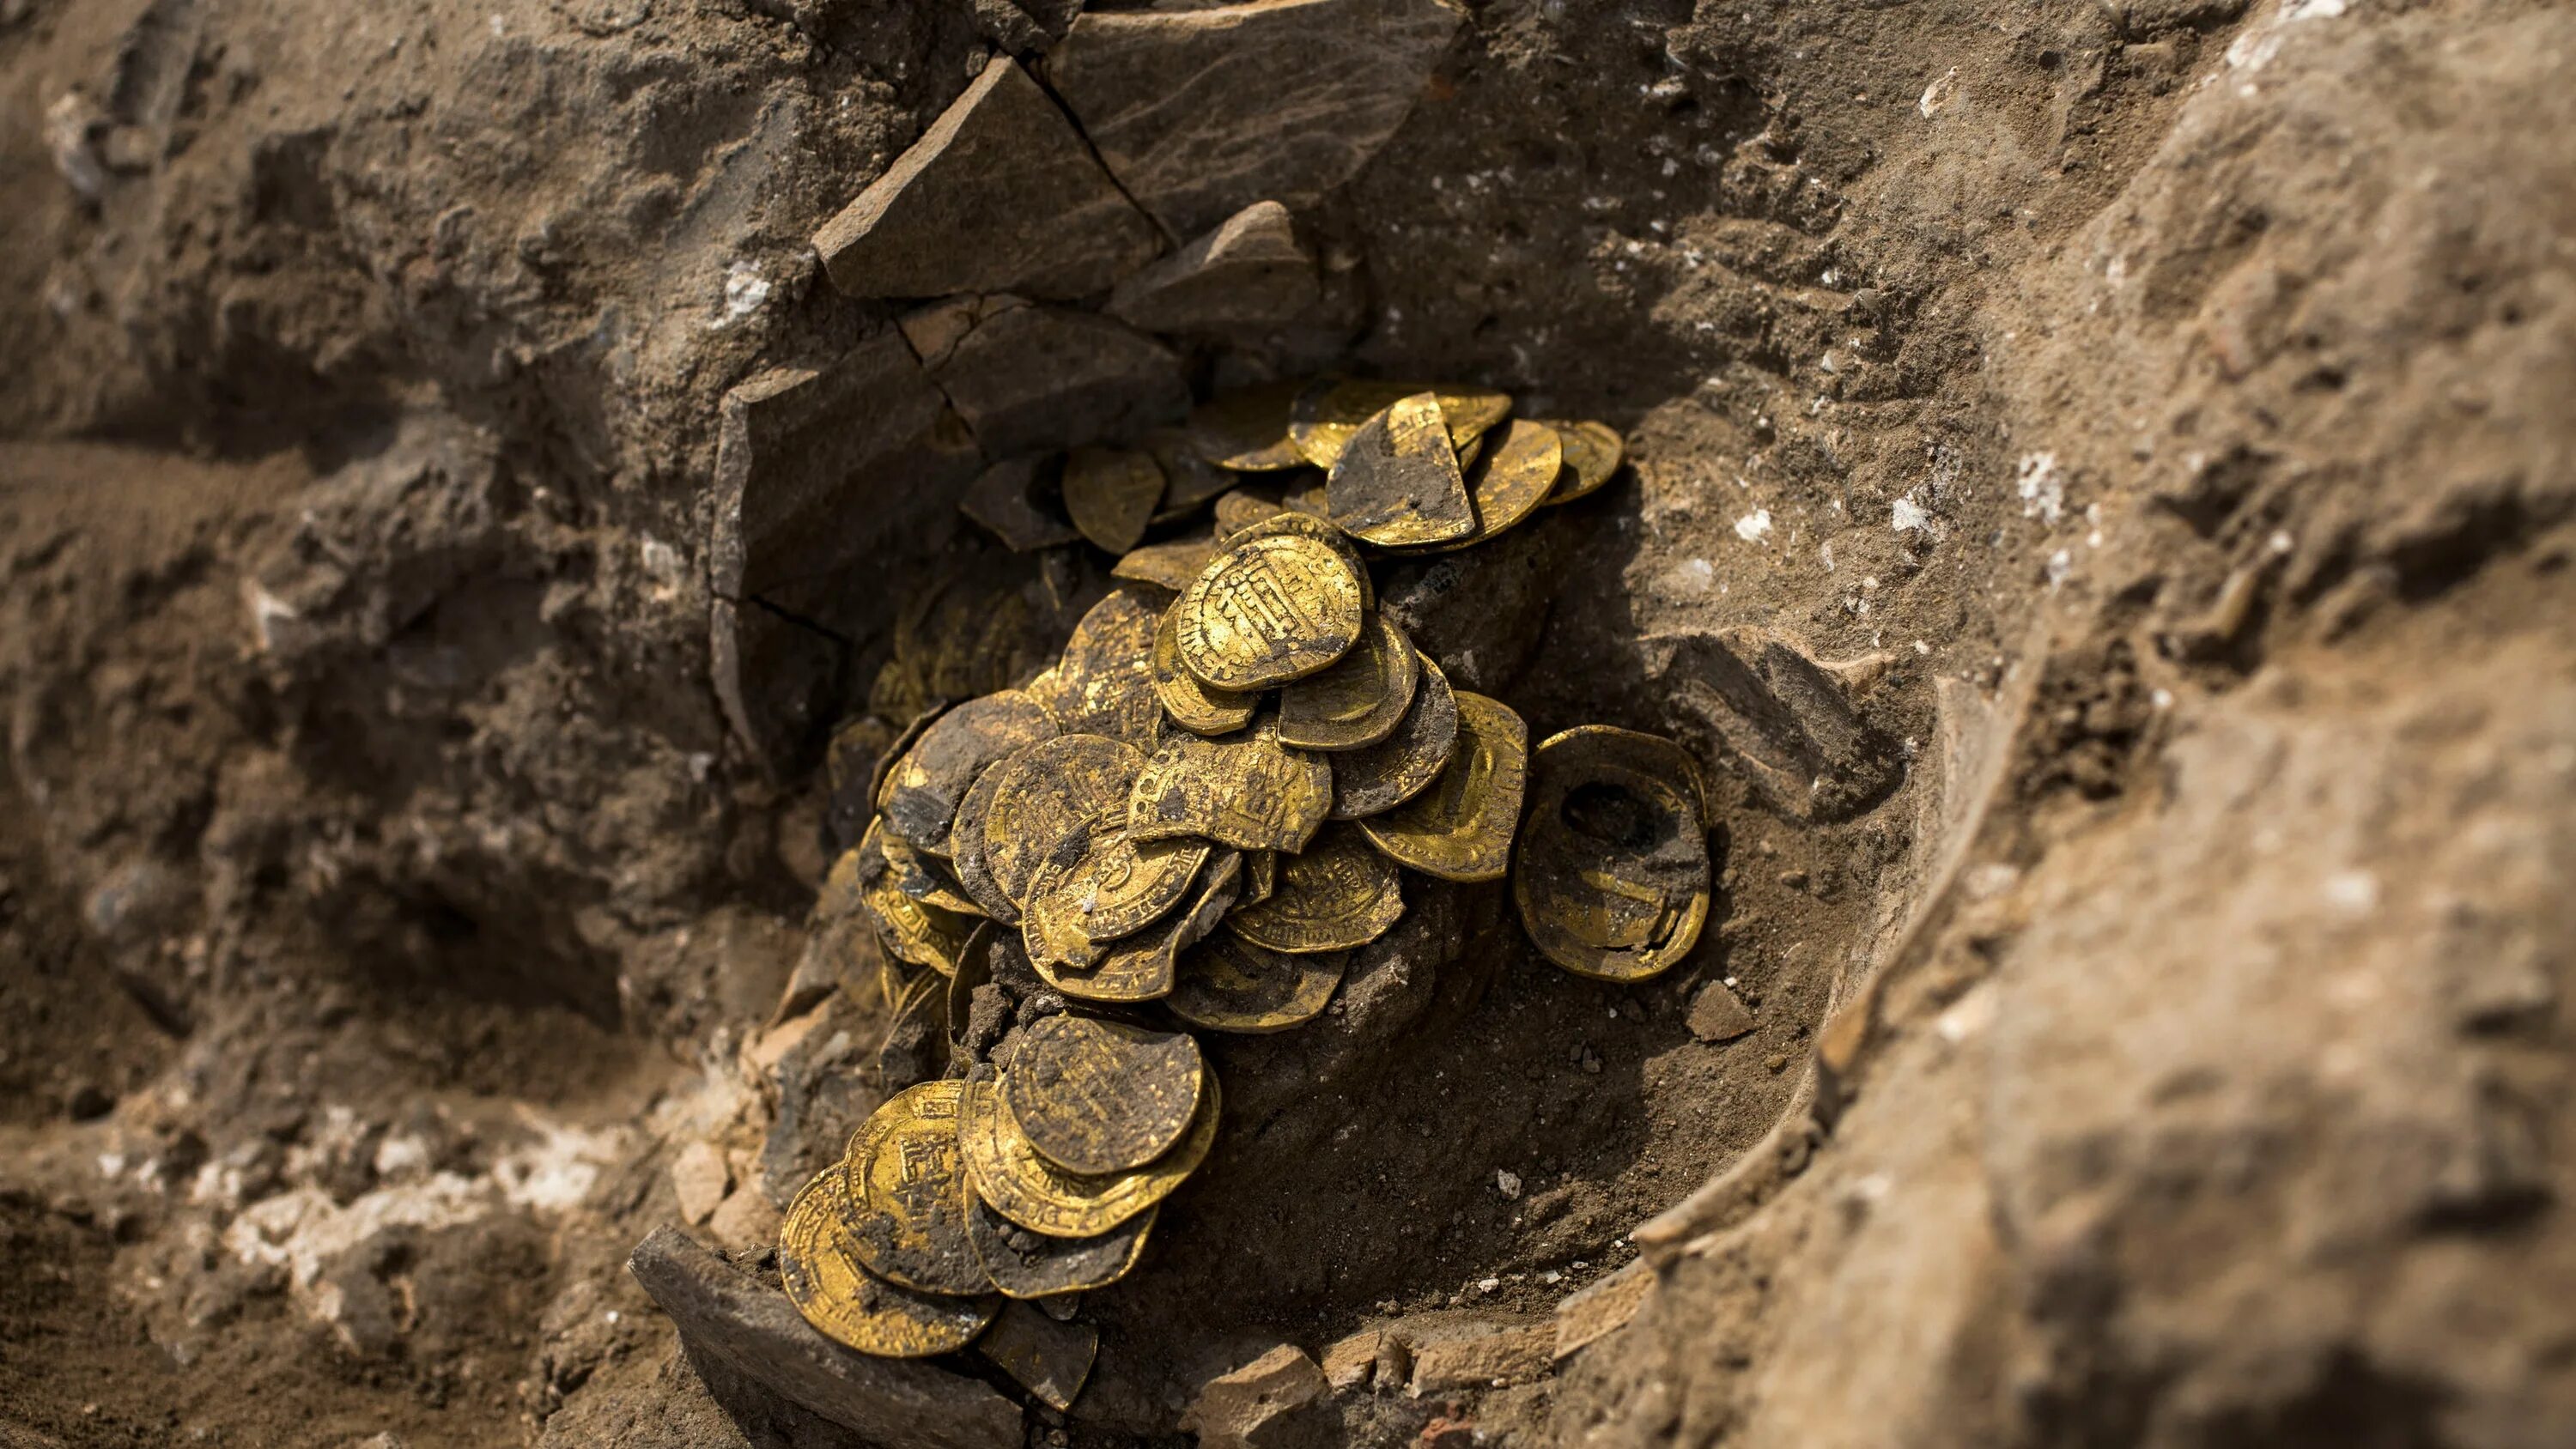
left=1, top=0, right=2570, bottom=1445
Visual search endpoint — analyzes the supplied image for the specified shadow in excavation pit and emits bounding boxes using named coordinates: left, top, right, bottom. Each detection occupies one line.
left=326, top=880, right=625, bottom=1030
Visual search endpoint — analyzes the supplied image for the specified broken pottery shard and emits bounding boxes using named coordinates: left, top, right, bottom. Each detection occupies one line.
left=1405, top=1319, right=1553, bottom=1392
left=1649, top=627, right=1904, bottom=823
left=1552, top=1261, right=1656, bottom=1360
left=1105, top=200, right=1322, bottom=335
left=628, top=1228, right=1022, bottom=1449
left=815, top=59, right=1161, bottom=300
left=904, top=296, right=1193, bottom=458
left=975, top=1300, right=1100, bottom=1413
left=1050, top=0, right=1465, bottom=236
left=1687, top=979, right=1755, bottom=1042
left=1178, top=1344, right=1330, bottom=1449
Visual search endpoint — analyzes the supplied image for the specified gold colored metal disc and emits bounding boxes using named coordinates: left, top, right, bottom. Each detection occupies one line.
left=1279, top=610, right=1419, bottom=751
left=1062, top=446, right=1166, bottom=555
left=1169, top=932, right=1346, bottom=1034
left=1219, top=508, right=1375, bottom=610
left=858, top=819, right=980, bottom=974
left=1127, top=713, right=1334, bottom=852
left=1325, top=393, right=1476, bottom=549
left=1040, top=850, right=1240, bottom=1003
left=949, top=762, right=1021, bottom=922
left=1151, top=597, right=1257, bottom=737
left=1005, top=1015, right=1206, bottom=1175
left=1224, top=822, right=1404, bottom=953
left=1388, top=418, right=1560, bottom=554
left=1113, top=531, right=1221, bottom=593
left=1241, top=849, right=1278, bottom=906
left=877, top=690, right=1058, bottom=853
left=1328, top=651, right=1459, bottom=819
left=1190, top=381, right=1310, bottom=472
left=1174, top=534, right=1367, bottom=690
left=977, top=734, right=1148, bottom=914
left=1514, top=726, right=1711, bottom=982
left=1211, top=486, right=1289, bottom=537
left=877, top=821, right=984, bottom=917
left=958, top=1066, right=1221, bottom=1237
left=1289, top=378, right=1511, bottom=469
left=780, top=1170, right=998, bottom=1359
left=1030, top=587, right=1166, bottom=754
left=843, top=1080, right=993, bottom=1294
left=974, top=1298, right=1103, bottom=1413
left=1021, top=829, right=1212, bottom=973
left=1356, top=691, right=1528, bottom=882
left=968, top=1194, right=1156, bottom=1301
left=1538, top=419, right=1625, bottom=505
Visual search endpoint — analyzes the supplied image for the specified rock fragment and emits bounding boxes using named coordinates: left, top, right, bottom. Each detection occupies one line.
left=1178, top=1343, right=1331, bottom=1449
left=1404, top=1319, right=1552, bottom=1392
left=903, top=296, right=1192, bottom=458
left=1048, top=0, right=1466, bottom=235
left=1319, top=1327, right=1388, bottom=1390
left=671, top=1142, right=732, bottom=1226
left=1106, top=200, right=1321, bottom=335
left=628, top=1228, right=1022, bottom=1449
left=1552, top=1262, right=1655, bottom=1360
left=814, top=59, right=1161, bottom=300
left=1687, top=979, right=1755, bottom=1042
left=1649, top=627, right=1905, bottom=822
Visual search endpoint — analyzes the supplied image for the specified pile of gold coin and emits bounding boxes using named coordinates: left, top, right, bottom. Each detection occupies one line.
left=781, top=378, right=1714, bottom=1384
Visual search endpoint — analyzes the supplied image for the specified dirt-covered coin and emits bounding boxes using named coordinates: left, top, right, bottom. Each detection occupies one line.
left=1040, top=851, right=1240, bottom=1003
left=1030, top=587, right=1166, bottom=753
left=877, top=689, right=1057, bottom=853
left=1327, top=651, right=1459, bottom=819
left=1005, top=1015, right=1206, bottom=1175
left=959, top=1066, right=1221, bottom=1236
left=1357, top=690, right=1528, bottom=882
left=1114, top=531, right=1221, bottom=593
left=1515, top=726, right=1711, bottom=982
left=1224, top=823, right=1405, bottom=953
left=780, top=1171, right=998, bottom=1359
left=1289, top=378, right=1510, bottom=469
left=1175, top=534, right=1366, bottom=690
left=978, top=734, right=1148, bottom=913
left=1218, top=508, right=1375, bottom=610
left=1211, top=486, right=1289, bottom=537
left=1168, top=932, right=1346, bottom=1034
left=1279, top=610, right=1419, bottom=751
left=1190, top=381, right=1309, bottom=472
left=858, top=819, right=980, bottom=973
left=1326, top=393, right=1475, bottom=549
left=1127, top=713, right=1333, bottom=852
left=1151, top=597, right=1257, bottom=737
left=1062, top=446, right=1165, bottom=554
left=1241, top=849, right=1278, bottom=906
left=1390, top=418, right=1559, bottom=554
left=960, top=456, right=1081, bottom=552
left=967, top=1195, right=1156, bottom=1299
left=874, top=821, right=982, bottom=917
left=949, top=761, right=1021, bottom=921
left=1021, top=829, right=1212, bottom=973
left=1538, top=419, right=1625, bottom=505
left=841, top=1079, right=992, bottom=1295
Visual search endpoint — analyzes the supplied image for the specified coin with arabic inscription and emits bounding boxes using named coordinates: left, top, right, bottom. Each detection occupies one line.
left=1538, top=419, right=1625, bottom=506
left=1219, top=508, right=1375, bottom=610
left=1225, top=823, right=1404, bottom=953
left=857, top=820, right=979, bottom=974
left=1328, top=651, right=1459, bottom=819
left=1005, top=1015, right=1206, bottom=1176
left=1175, top=535, right=1364, bottom=690
left=978, top=734, right=1146, bottom=913
left=1127, top=713, right=1333, bottom=853
left=1030, top=588, right=1165, bottom=753
left=842, top=1081, right=992, bottom=1294
left=876, top=690, right=1057, bottom=853
left=1151, top=597, right=1256, bottom=737
left=1326, top=393, right=1476, bottom=549
left=1289, top=378, right=1510, bottom=469
left=1357, top=691, right=1528, bottom=882
left=1020, top=829, right=1211, bottom=973
left=1514, top=726, right=1710, bottom=982
left=1168, top=932, right=1346, bottom=1034
left=780, top=1171, right=996, bottom=1358
left=1040, top=851, right=1240, bottom=1003
left=958, top=1067, right=1220, bottom=1237
left=1279, top=610, right=1419, bottom=751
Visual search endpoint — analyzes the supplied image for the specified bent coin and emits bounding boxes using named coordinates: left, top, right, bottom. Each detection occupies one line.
left=1168, top=933, right=1346, bottom=1034
left=960, top=1067, right=1222, bottom=1238
left=1357, top=691, right=1528, bottom=882
left=1289, top=378, right=1510, bottom=469
left=1514, top=725, right=1711, bottom=982
left=1326, top=393, right=1474, bottom=549
left=1279, top=610, right=1419, bottom=751
left=1127, top=714, right=1333, bottom=853
left=1175, top=534, right=1365, bottom=690
left=877, top=690, right=1057, bottom=853
left=1224, top=823, right=1404, bottom=954
left=1538, top=419, right=1625, bottom=506
left=1041, top=851, right=1241, bottom=1003
left=780, top=1171, right=997, bottom=1358
left=977, top=734, right=1147, bottom=914
left=1062, top=446, right=1165, bottom=555
left=1151, top=597, right=1257, bottom=737
left=1005, top=1015, right=1206, bottom=1175
left=967, top=1194, right=1155, bottom=1299
left=1327, top=652, right=1458, bottom=819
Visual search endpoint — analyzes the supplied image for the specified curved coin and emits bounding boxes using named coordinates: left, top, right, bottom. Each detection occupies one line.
left=1063, top=446, right=1166, bottom=555
left=1514, top=726, right=1711, bottom=982
left=1005, top=1016, right=1206, bottom=1175
left=1021, top=830, right=1211, bottom=973
left=1326, top=394, right=1474, bottom=549
left=866, top=704, right=947, bottom=834
left=1114, top=531, right=1221, bottom=593
left=1389, top=418, right=1559, bottom=554
left=1151, top=597, right=1256, bottom=737
left=1224, top=823, right=1404, bottom=953
left=877, top=690, right=1058, bottom=853
left=1211, top=486, right=1289, bottom=537
left=843, top=1081, right=993, bottom=1295
left=949, top=919, right=997, bottom=1046
left=1127, top=714, right=1333, bottom=852
left=1356, top=691, right=1528, bottom=882
left=1190, top=381, right=1309, bottom=472
left=1241, top=850, right=1278, bottom=906
left=878, top=820, right=983, bottom=917
left=949, top=762, right=1020, bottom=922
left=979, top=734, right=1147, bottom=912
left=1168, top=933, right=1346, bottom=1034
left=958, top=1067, right=1221, bottom=1237
left=967, top=1193, right=1157, bottom=1298
left=1279, top=611, right=1419, bottom=751
left=1041, top=850, right=1240, bottom=1003
left=780, top=1172, right=997, bottom=1358
left=1030, top=588, right=1165, bottom=753
left=1176, top=534, right=1365, bottom=690
left=859, top=821, right=979, bottom=974
left=1538, top=419, right=1625, bottom=505
left=1219, top=508, right=1374, bottom=610
left=1289, top=378, right=1510, bottom=469
left=1328, top=652, right=1460, bottom=819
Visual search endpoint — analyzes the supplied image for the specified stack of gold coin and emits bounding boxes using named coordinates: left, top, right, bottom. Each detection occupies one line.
left=787, top=378, right=1709, bottom=1373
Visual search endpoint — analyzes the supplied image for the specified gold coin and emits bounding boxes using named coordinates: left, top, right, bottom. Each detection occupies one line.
left=858, top=820, right=979, bottom=974
left=978, top=734, right=1147, bottom=912
left=974, top=1297, right=1102, bottom=1413
left=1387, top=418, right=1560, bottom=554
left=1289, top=378, right=1510, bottom=469
left=961, top=455, right=1082, bottom=552
left=866, top=704, right=946, bottom=832
left=1005, top=1015, right=1206, bottom=1175
left=1062, top=446, right=1166, bottom=555
left=1211, top=485, right=1290, bottom=537
left=1030, top=587, right=1166, bottom=753
left=1189, top=381, right=1309, bottom=472
left=1168, top=933, right=1346, bottom=1034
left=1127, top=713, right=1334, bottom=852
left=1279, top=610, right=1419, bottom=751
left=1357, top=691, right=1528, bottom=882
left=843, top=1081, right=993, bottom=1294
left=949, top=762, right=1021, bottom=921
left=1218, top=508, right=1374, bottom=610
left=1224, top=822, right=1404, bottom=953
left=958, top=1065, right=1221, bottom=1237
left=1325, top=393, right=1475, bottom=549
left=968, top=1194, right=1155, bottom=1300
left=779, top=1171, right=997, bottom=1358
left=1144, top=426, right=1240, bottom=518
left=1328, top=651, right=1459, bottom=819
left=1538, top=419, right=1625, bottom=505
left=877, top=690, right=1058, bottom=853
left=1041, top=851, right=1241, bottom=1003
left=1113, top=531, right=1222, bottom=593
left=1151, top=597, right=1257, bottom=737
left=948, top=919, right=997, bottom=1045
left=876, top=821, right=984, bottom=917
left=1175, top=534, right=1366, bottom=690
left=1241, top=849, right=1278, bottom=906
left=1021, top=829, right=1212, bottom=974
left=1513, top=726, right=1711, bottom=982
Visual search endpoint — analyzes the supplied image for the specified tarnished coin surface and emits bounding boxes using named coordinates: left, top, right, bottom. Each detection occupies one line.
left=858, top=820, right=979, bottom=973
left=1219, top=508, right=1375, bottom=610
left=958, top=1067, right=1221, bottom=1237
left=1151, top=597, right=1256, bottom=737
left=1005, top=1015, right=1206, bottom=1175
left=1030, top=587, right=1165, bottom=753
left=1224, top=823, right=1404, bottom=953
left=1241, top=849, right=1278, bottom=906
left=1169, top=933, right=1346, bottom=1034
left=975, top=1299, right=1103, bottom=1414
left=949, top=762, right=1021, bottom=921
left=877, top=690, right=1057, bottom=852
left=1328, top=651, right=1459, bottom=819
left=961, top=456, right=1082, bottom=552
left=1357, top=691, right=1528, bottom=882
left=1144, top=427, right=1239, bottom=519
left=1538, top=419, right=1625, bottom=505
left=1113, top=531, right=1221, bottom=593
left=1514, top=726, right=1711, bottom=982
left=1021, top=829, right=1212, bottom=973
left=1279, top=610, right=1419, bottom=751
left=1326, top=393, right=1476, bottom=549
left=1041, top=851, right=1240, bottom=1003
left=1175, top=534, right=1366, bottom=690
left=875, top=821, right=982, bottom=916
left=1211, top=486, right=1289, bottom=537
left=1063, top=446, right=1166, bottom=555
left=1290, top=378, right=1511, bottom=469
left=1190, top=381, right=1309, bottom=472
left=780, top=1172, right=997, bottom=1358
left=967, top=1194, right=1156, bottom=1299
left=843, top=1080, right=992, bottom=1294
left=1127, top=714, right=1333, bottom=852
left=1393, top=418, right=1559, bottom=554
left=979, top=734, right=1148, bottom=912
